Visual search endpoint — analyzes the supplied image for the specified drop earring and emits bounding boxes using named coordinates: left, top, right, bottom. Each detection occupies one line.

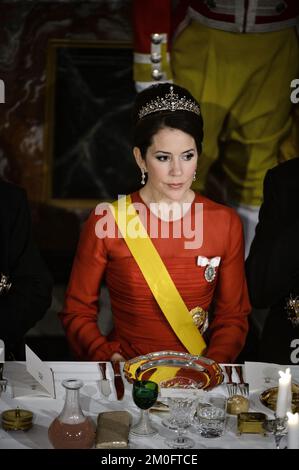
left=141, top=168, right=146, bottom=185
left=193, top=171, right=197, bottom=181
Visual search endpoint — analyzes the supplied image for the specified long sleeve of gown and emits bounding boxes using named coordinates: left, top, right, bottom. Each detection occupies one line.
left=59, top=211, right=121, bottom=361
left=205, top=210, right=250, bottom=363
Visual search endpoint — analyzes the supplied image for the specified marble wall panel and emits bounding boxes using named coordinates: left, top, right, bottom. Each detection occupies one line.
left=0, top=0, right=134, bottom=204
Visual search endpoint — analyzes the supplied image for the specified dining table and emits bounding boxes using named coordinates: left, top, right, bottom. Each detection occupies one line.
left=0, top=360, right=298, bottom=451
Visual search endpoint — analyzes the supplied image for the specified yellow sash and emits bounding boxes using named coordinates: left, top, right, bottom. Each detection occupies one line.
left=111, top=195, right=206, bottom=357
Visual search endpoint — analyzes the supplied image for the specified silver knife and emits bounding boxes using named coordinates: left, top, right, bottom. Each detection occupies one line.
left=98, top=362, right=111, bottom=397
left=111, top=361, right=125, bottom=400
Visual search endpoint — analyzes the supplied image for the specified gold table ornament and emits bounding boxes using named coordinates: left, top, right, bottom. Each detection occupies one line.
left=1, top=408, right=33, bottom=431
left=237, top=412, right=267, bottom=435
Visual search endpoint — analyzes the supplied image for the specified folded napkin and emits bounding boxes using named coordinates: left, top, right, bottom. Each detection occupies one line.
left=95, top=411, right=131, bottom=449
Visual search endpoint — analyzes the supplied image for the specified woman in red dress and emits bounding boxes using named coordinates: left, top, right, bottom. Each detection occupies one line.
left=60, top=83, right=250, bottom=363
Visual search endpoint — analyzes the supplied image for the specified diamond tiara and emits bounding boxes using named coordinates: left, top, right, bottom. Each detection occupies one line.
left=138, top=85, right=201, bottom=120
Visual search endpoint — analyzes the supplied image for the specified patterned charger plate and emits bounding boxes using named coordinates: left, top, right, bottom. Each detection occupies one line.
left=123, top=350, right=224, bottom=390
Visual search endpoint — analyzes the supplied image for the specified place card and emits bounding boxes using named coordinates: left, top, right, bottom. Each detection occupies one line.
left=25, top=345, right=56, bottom=398
left=9, top=363, right=53, bottom=399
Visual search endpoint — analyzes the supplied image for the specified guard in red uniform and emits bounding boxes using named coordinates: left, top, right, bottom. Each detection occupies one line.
left=133, top=0, right=299, bottom=256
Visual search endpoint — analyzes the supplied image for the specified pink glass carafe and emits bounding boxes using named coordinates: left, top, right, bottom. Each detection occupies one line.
left=48, top=378, right=95, bottom=449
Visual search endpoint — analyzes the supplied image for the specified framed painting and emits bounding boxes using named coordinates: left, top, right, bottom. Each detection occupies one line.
left=45, top=39, right=139, bottom=208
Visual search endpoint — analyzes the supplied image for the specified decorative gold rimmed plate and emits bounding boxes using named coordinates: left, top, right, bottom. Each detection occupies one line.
left=123, top=351, right=223, bottom=390
left=260, top=383, right=299, bottom=413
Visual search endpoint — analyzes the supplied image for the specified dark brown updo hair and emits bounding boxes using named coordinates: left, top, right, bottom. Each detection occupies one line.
left=133, top=83, right=203, bottom=159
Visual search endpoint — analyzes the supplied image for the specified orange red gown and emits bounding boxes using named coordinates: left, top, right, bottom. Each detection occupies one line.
left=60, top=192, right=250, bottom=363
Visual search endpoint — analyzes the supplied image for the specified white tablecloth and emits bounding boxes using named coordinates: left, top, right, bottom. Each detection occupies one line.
left=0, top=361, right=286, bottom=449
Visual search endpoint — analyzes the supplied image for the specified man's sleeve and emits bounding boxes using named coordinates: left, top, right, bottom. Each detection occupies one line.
left=246, top=169, right=299, bottom=308
left=0, top=189, right=53, bottom=354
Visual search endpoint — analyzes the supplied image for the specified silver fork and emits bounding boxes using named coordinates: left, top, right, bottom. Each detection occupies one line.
left=0, top=363, right=8, bottom=392
left=225, top=366, right=238, bottom=397
left=234, top=366, right=249, bottom=397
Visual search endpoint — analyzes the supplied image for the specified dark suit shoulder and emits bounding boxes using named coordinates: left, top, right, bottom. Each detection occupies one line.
left=267, top=158, right=299, bottom=185
left=0, top=180, right=26, bottom=200
left=0, top=180, right=27, bottom=215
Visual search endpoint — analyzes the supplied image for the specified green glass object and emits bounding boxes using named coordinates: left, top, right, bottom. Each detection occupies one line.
left=131, top=380, right=158, bottom=437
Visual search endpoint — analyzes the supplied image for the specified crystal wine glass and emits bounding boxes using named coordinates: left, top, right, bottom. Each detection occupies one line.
left=263, top=414, right=287, bottom=449
left=160, top=376, right=199, bottom=448
left=130, top=380, right=159, bottom=437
